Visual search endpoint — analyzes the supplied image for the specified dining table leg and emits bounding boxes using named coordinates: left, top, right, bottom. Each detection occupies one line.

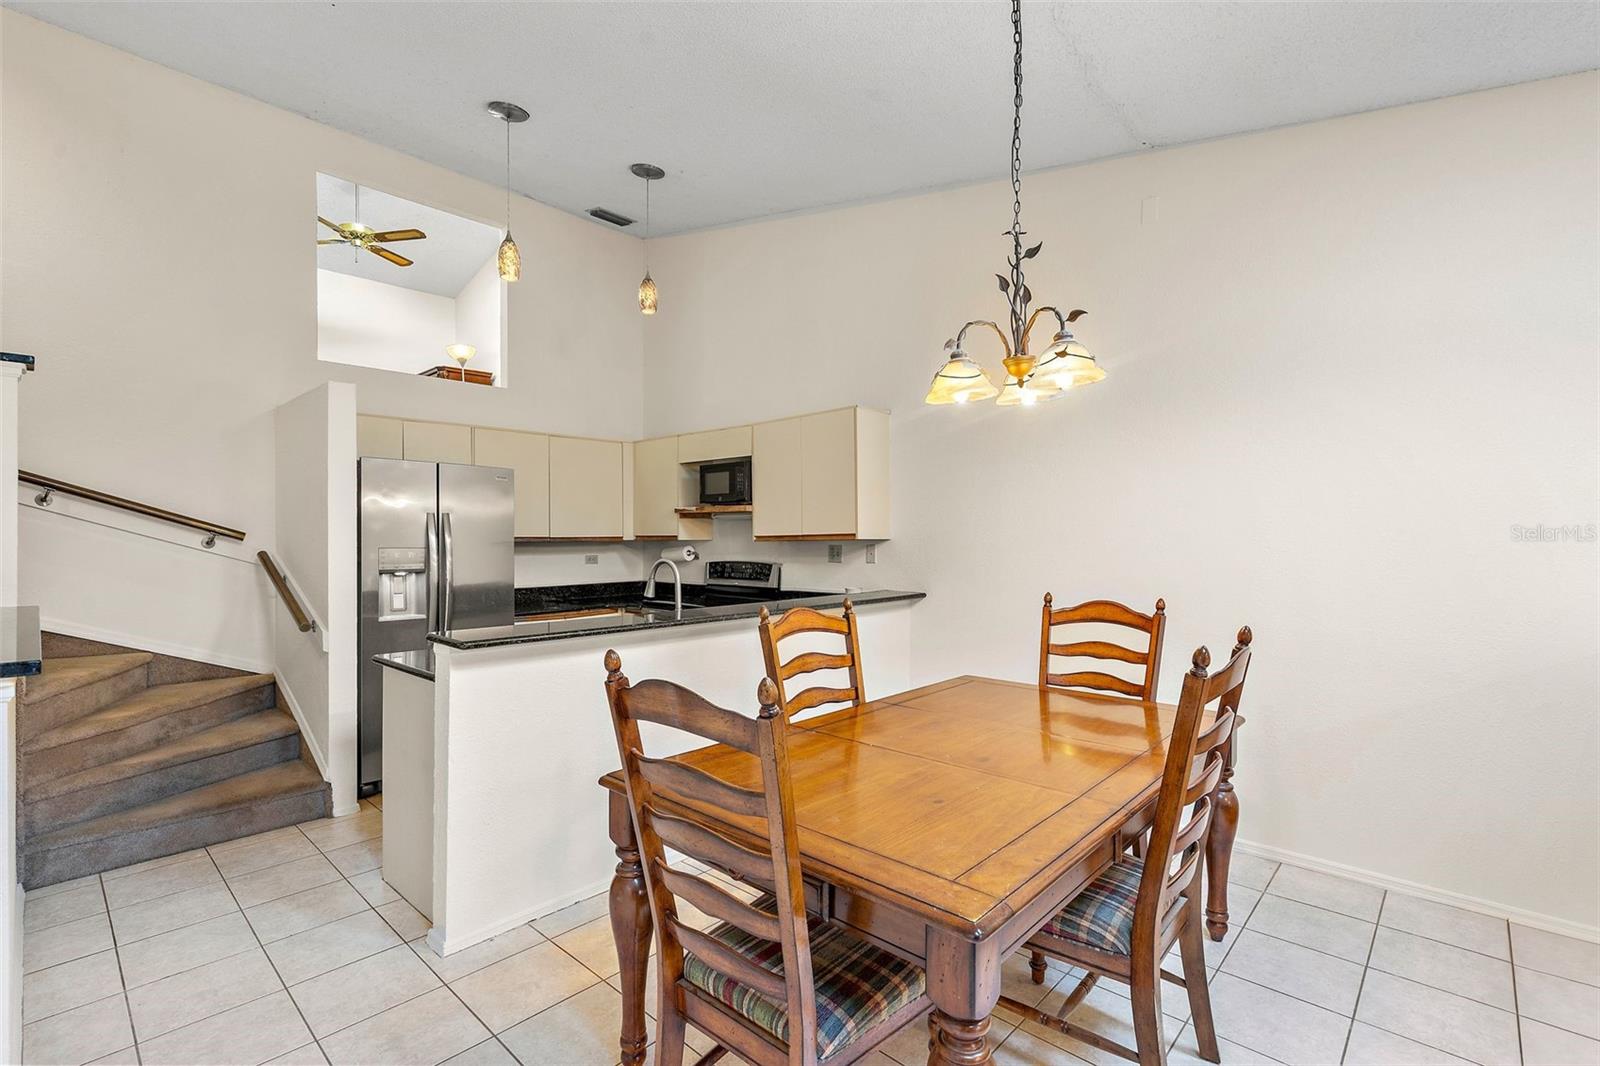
left=1204, top=730, right=1240, bottom=940
left=925, top=930, right=1002, bottom=1065
left=609, top=791, right=653, bottom=1066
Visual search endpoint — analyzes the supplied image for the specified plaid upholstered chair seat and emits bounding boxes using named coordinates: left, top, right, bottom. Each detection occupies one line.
left=1040, top=858, right=1144, bottom=955
left=682, top=894, right=927, bottom=1060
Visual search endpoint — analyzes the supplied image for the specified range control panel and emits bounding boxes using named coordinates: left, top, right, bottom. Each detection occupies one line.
left=705, top=560, right=782, bottom=589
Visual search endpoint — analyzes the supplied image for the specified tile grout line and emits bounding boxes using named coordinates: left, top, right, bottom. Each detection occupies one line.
left=1339, top=889, right=1383, bottom=1064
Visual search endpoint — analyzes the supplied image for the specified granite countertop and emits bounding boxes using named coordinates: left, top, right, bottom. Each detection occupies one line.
left=2, top=606, right=43, bottom=678
left=374, top=589, right=924, bottom=677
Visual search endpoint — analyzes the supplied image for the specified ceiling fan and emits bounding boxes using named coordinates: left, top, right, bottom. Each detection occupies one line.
left=316, top=215, right=427, bottom=267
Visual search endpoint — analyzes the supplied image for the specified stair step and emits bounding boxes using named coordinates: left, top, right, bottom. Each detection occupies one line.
left=22, top=710, right=303, bottom=837
left=19, top=653, right=152, bottom=705
left=22, top=673, right=275, bottom=754
left=23, top=762, right=330, bottom=890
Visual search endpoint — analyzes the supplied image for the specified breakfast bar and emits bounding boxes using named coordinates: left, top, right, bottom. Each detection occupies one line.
left=374, top=589, right=923, bottom=956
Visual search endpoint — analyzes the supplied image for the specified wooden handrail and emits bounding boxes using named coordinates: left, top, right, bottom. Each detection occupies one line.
left=20, top=470, right=246, bottom=544
left=258, top=551, right=314, bottom=633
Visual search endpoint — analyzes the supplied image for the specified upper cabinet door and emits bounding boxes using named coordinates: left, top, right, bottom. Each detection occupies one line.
left=678, top=425, right=753, bottom=464
left=752, top=417, right=804, bottom=538
left=471, top=428, right=550, bottom=538
left=633, top=436, right=681, bottom=538
left=402, top=421, right=473, bottom=464
left=800, top=408, right=858, bottom=536
left=549, top=437, right=625, bottom=538
left=356, top=415, right=404, bottom=459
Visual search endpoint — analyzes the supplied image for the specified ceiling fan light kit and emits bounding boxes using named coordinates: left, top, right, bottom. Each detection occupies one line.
left=487, top=100, right=529, bottom=283
left=925, top=0, right=1106, bottom=408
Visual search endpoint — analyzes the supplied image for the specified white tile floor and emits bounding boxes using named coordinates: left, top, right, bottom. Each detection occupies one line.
left=19, top=804, right=1600, bottom=1066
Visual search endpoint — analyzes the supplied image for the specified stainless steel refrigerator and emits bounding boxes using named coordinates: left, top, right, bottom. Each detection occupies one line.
left=358, top=458, right=514, bottom=794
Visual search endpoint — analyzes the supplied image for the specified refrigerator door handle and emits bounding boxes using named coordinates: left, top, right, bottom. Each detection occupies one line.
left=425, top=512, right=440, bottom=632
left=440, top=511, right=455, bottom=631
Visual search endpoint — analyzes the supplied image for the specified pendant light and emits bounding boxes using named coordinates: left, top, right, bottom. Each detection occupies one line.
left=632, top=163, right=664, bottom=315
left=924, top=0, right=1105, bottom=407
left=486, top=101, right=529, bottom=282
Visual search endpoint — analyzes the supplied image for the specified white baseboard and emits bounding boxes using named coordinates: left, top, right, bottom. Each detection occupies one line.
left=273, top=673, right=335, bottom=788
left=40, top=615, right=273, bottom=675
left=428, top=875, right=612, bottom=958
left=1236, top=838, right=1600, bottom=944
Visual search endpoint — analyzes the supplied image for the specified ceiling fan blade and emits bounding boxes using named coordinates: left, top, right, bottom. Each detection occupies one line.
left=367, top=245, right=413, bottom=267
left=368, top=228, right=426, bottom=243
left=317, top=215, right=345, bottom=234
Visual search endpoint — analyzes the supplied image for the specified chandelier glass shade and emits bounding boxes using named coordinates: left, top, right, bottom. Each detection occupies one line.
left=924, top=0, right=1104, bottom=407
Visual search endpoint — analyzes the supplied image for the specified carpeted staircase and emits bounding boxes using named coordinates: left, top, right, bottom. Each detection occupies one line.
left=17, top=633, right=330, bottom=889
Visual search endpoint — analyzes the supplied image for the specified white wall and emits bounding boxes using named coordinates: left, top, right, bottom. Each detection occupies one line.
left=640, top=73, right=1600, bottom=930
left=453, top=255, right=503, bottom=384
left=2, top=9, right=645, bottom=667
left=316, top=269, right=458, bottom=378
left=273, top=383, right=359, bottom=815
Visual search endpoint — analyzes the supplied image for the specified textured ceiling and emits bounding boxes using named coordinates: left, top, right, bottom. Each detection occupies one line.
left=10, top=1, right=1598, bottom=235
left=315, top=175, right=500, bottom=298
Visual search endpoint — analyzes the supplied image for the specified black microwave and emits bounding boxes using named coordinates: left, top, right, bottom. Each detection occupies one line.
left=699, top=458, right=752, bottom=505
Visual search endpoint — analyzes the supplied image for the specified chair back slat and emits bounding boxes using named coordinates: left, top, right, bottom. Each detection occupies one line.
left=638, top=755, right=768, bottom=819
left=1039, top=593, right=1167, bottom=700
left=1128, top=629, right=1253, bottom=963
left=1043, top=670, right=1145, bottom=699
left=675, top=922, right=792, bottom=1003
left=603, top=651, right=820, bottom=1061
left=617, top=678, right=760, bottom=753
left=1048, top=640, right=1147, bottom=665
left=659, top=864, right=784, bottom=942
left=651, top=811, right=777, bottom=890
left=759, top=600, right=866, bottom=719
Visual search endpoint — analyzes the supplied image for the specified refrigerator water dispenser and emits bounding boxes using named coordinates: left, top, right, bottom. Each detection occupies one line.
left=376, top=547, right=427, bottom=622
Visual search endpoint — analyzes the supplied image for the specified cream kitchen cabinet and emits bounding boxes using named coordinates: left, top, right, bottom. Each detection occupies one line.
left=356, top=415, right=404, bottom=459
left=633, top=436, right=683, bottom=538
left=549, top=436, right=625, bottom=539
left=753, top=406, right=889, bottom=539
left=678, top=424, right=752, bottom=464
left=402, top=421, right=474, bottom=464
left=471, top=428, right=550, bottom=538
left=752, top=417, right=804, bottom=537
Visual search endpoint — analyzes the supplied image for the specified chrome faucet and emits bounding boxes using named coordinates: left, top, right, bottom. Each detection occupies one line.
left=647, top=558, right=684, bottom=620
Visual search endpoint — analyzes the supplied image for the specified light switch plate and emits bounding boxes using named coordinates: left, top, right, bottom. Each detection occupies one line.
left=827, top=544, right=843, bottom=563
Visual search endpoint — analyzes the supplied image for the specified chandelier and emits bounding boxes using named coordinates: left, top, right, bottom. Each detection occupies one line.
left=925, top=0, right=1105, bottom=407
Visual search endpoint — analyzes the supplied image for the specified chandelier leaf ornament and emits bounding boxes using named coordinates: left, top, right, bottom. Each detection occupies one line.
left=924, top=0, right=1106, bottom=407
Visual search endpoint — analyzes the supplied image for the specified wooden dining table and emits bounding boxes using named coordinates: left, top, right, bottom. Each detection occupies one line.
left=600, top=674, right=1243, bottom=1066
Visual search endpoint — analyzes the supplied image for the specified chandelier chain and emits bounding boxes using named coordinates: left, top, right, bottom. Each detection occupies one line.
left=1007, top=0, right=1026, bottom=351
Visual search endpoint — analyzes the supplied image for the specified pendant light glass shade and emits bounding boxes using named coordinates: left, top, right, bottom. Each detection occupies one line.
left=994, top=373, right=1061, bottom=407
left=1032, top=332, right=1105, bottom=390
left=925, top=348, right=1000, bottom=405
left=638, top=272, right=658, bottom=315
left=497, top=233, right=521, bottom=282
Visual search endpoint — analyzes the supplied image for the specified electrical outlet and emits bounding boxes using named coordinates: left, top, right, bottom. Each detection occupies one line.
left=865, top=544, right=876, bottom=564
left=827, top=544, right=843, bottom=564
left=584, top=554, right=599, bottom=565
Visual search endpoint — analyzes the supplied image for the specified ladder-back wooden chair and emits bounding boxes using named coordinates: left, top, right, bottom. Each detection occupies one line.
left=1002, top=632, right=1253, bottom=1066
left=1038, top=593, right=1167, bottom=701
left=603, top=651, right=929, bottom=1066
left=757, top=600, right=866, bottom=719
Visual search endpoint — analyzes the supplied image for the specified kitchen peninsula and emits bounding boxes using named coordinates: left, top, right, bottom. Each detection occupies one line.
left=374, top=584, right=923, bottom=956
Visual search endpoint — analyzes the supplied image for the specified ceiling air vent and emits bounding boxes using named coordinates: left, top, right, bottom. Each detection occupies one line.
left=589, top=207, right=635, bottom=227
